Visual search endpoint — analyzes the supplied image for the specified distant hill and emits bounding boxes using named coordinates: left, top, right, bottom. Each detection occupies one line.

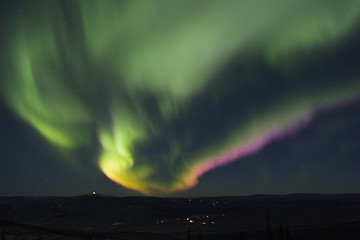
left=1, top=194, right=360, bottom=240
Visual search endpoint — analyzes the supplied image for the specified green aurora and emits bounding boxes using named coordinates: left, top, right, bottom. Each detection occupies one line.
left=1, top=0, right=360, bottom=195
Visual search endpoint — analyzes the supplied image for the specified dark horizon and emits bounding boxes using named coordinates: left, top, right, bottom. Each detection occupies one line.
left=1, top=193, right=360, bottom=240
left=2, top=192, right=360, bottom=199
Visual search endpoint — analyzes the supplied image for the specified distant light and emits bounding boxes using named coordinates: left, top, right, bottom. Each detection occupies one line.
left=202, top=222, right=207, bottom=225
left=189, top=220, right=194, bottom=223
left=92, top=191, right=96, bottom=195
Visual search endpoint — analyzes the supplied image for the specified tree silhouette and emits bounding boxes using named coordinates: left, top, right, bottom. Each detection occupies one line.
left=197, top=231, right=203, bottom=240
left=285, top=227, right=293, bottom=240
left=266, top=213, right=274, bottom=240
left=187, top=228, right=191, bottom=240
left=0, top=226, right=4, bottom=240
left=278, top=222, right=285, bottom=240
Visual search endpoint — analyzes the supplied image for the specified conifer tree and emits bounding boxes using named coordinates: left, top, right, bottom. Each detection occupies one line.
left=197, top=231, right=203, bottom=240
left=187, top=228, right=191, bottom=240
left=279, top=222, right=285, bottom=240
left=286, top=227, right=292, bottom=240
left=266, top=213, right=274, bottom=240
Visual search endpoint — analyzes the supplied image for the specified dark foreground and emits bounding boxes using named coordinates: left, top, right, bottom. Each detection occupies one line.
left=1, top=194, right=360, bottom=240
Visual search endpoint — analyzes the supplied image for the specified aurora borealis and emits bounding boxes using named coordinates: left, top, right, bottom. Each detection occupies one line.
left=1, top=0, right=360, bottom=196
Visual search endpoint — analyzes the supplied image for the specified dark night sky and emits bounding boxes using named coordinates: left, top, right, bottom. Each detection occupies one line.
left=0, top=0, right=360, bottom=197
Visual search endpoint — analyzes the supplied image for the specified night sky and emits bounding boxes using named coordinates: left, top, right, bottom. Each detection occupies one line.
left=0, top=0, right=360, bottom=197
